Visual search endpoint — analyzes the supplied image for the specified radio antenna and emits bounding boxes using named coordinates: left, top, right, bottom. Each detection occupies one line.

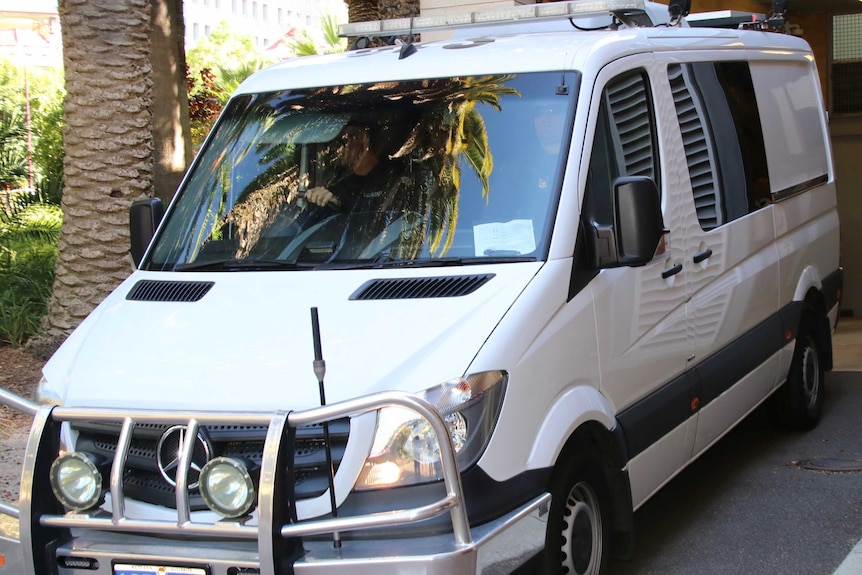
left=310, top=307, right=341, bottom=548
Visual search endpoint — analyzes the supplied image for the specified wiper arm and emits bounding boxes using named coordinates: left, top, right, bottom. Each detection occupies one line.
left=174, top=259, right=310, bottom=272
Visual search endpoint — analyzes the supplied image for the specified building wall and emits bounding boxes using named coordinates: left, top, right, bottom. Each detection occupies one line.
left=183, top=0, right=347, bottom=50
left=832, top=118, right=862, bottom=315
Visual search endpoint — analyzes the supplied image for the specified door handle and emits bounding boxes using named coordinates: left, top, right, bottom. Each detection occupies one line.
left=662, top=262, right=683, bottom=279
left=693, top=249, right=713, bottom=264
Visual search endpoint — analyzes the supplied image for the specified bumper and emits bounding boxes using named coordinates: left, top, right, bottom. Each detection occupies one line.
left=0, top=493, right=548, bottom=575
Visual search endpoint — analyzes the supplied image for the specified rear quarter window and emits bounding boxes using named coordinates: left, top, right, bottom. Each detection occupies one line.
left=750, top=60, right=830, bottom=199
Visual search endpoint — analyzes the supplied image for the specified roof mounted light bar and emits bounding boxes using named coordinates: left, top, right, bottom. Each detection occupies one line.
left=339, top=0, right=648, bottom=39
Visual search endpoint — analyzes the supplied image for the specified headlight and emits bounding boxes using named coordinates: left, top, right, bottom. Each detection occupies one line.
left=199, top=457, right=256, bottom=518
left=355, top=370, right=507, bottom=490
left=49, top=452, right=104, bottom=511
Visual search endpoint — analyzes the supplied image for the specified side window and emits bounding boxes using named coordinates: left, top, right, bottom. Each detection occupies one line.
left=668, top=61, right=770, bottom=231
left=584, top=69, right=660, bottom=230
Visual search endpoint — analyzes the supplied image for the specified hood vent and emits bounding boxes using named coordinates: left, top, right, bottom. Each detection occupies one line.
left=126, top=280, right=214, bottom=302
left=351, top=274, right=494, bottom=300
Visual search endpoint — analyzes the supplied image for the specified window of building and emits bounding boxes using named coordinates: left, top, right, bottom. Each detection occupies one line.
left=832, top=13, right=862, bottom=115
left=253, top=2, right=258, bottom=19
left=263, top=4, right=268, bottom=20
left=278, top=8, right=283, bottom=24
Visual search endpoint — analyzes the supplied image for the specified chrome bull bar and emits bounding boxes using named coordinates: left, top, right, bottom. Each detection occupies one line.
left=0, top=389, right=472, bottom=574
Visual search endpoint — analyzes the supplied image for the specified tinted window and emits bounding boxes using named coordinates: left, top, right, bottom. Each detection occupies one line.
left=668, top=61, right=769, bottom=231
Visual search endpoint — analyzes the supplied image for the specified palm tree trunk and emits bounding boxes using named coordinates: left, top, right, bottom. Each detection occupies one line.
left=379, top=0, right=420, bottom=20
left=348, top=0, right=379, bottom=23
left=37, top=0, right=155, bottom=349
left=151, top=0, right=192, bottom=204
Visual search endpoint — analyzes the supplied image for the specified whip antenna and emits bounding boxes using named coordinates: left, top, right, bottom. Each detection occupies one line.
left=310, top=307, right=341, bottom=548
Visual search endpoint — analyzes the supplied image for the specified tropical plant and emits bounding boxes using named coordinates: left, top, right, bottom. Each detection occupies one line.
left=0, top=59, right=65, bottom=202
left=0, top=108, right=27, bottom=189
left=0, top=203, right=62, bottom=346
left=31, top=87, right=65, bottom=205
left=186, top=23, right=272, bottom=149
left=288, top=13, right=347, bottom=56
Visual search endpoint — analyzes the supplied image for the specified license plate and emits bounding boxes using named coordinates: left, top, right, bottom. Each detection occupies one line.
left=114, top=564, right=207, bottom=575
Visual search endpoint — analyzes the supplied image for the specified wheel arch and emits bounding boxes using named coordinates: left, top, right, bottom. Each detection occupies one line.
left=793, top=268, right=833, bottom=372
left=548, top=416, right=635, bottom=560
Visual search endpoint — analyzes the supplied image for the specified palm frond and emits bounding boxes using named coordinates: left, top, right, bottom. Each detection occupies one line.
left=460, top=109, right=493, bottom=199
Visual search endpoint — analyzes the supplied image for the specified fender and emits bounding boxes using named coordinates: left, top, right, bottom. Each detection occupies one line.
left=525, top=384, right=618, bottom=470
left=793, top=265, right=823, bottom=303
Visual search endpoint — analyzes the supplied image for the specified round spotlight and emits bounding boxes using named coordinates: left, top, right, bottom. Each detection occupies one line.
left=49, top=453, right=103, bottom=511
left=199, top=457, right=256, bottom=519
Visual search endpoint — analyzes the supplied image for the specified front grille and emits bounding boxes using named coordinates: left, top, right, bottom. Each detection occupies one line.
left=73, top=419, right=350, bottom=511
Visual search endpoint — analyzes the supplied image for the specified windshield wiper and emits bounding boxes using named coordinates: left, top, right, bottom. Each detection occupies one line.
left=174, top=259, right=311, bottom=272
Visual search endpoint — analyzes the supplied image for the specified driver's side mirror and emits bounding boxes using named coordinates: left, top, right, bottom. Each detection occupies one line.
left=129, top=197, right=164, bottom=267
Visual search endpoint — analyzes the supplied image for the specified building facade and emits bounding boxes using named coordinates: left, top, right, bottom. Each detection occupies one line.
left=183, top=0, right=347, bottom=50
left=0, top=0, right=62, bottom=68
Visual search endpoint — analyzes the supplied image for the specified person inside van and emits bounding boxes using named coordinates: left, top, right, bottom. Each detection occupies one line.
left=305, top=124, right=406, bottom=211
left=297, top=123, right=415, bottom=261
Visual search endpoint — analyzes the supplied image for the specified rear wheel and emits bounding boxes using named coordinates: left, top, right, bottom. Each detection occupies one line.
left=543, top=456, right=613, bottom=574
left=777, top=314, right=825, bottom=430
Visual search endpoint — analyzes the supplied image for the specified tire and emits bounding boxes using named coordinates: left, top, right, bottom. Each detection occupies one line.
left=542, top=456, right=614, bottom=575
left=777, top=314, right=825, bottom=430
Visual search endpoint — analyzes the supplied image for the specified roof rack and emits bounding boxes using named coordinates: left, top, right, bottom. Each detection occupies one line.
left=338, top=0, right=650, bottom=39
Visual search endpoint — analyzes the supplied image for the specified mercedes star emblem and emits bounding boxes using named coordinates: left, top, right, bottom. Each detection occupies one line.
left=156, top=425, right=212, bottom=489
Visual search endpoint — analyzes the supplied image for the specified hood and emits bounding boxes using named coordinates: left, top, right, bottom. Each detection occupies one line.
left=44, top=264, right=542, bottom=412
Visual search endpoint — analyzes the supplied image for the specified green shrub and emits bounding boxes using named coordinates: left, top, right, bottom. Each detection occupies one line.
left=0, top=203, right=61, bottom=347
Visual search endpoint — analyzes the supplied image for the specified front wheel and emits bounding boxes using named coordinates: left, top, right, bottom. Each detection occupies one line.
left=543, top=457, right=613, bottom=574
left=776, top=314, right=825, bottom=430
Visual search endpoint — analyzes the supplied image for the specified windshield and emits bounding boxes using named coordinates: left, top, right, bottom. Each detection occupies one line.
left=144, top=72, right=578, bottom=271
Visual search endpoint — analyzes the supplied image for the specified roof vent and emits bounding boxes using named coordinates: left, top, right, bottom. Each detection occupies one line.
left=351, top=274, right=494, bottom=300
left=126, top=280, right=214, bottom=302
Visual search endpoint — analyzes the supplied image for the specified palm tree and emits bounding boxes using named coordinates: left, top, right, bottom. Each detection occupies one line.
left=348, top=0, right=379, bottom=23
left=347, top=0, right=419, bottom=23
left=36, top=0, right=189, bottom=352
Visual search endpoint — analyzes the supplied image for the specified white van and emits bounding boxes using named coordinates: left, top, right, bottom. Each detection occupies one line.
left=0, top=1, right=843, bottom=574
